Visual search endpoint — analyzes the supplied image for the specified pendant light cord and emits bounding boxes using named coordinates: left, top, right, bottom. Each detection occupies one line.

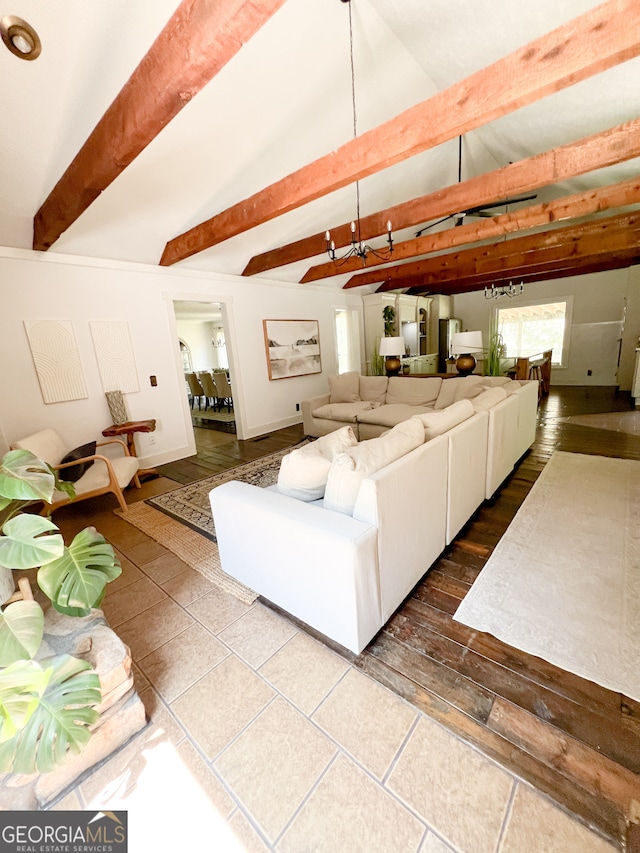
left=348, top=0, right=362, bottom=242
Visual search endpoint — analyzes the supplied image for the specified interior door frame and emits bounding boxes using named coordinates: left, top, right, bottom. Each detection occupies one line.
left=163, top=291, right=245, bottom=452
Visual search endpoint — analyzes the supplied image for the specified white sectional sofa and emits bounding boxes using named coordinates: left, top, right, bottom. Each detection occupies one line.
left=209, top=374, right=539, bottom=655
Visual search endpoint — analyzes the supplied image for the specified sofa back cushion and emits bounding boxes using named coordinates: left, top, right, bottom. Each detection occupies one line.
left=471, top=386, right=508, bottom=412
left=385, top=376, right=442, bottom=407
left=412, top=399, right=474, bottom=440
left=329, top=372, right=360, bottom=403
left=359, top=375, right=388, bottom=403
left=324, top=418, right=424, bottom=515
left=277, top=427, right=358, bottom=501
left=434, top=375, right=486, bottom=410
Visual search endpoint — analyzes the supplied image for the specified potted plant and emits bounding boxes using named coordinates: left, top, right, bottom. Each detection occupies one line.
left=382, top=305, right=396, bottom=337
left=0, top=449, right=121, bottom=774
left=486, top=331, right=506, bottom=376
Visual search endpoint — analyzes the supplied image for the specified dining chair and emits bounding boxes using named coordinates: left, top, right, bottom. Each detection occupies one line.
left=213, top=371, right=233, bottom=412
left=198, top=371, right=219, bottom=410
left=185, top=372, right=205, bottom=409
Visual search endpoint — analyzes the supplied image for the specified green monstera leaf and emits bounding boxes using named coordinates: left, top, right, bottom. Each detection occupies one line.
left=0, top=450, right=56, bottom=506
left=0, top=600, right=45, bottom=667
left=0, top=514, right=64, bottom=571
left=37, top=527, right=121, bottom=617
left=0, top=658, right=50, bottom=742
left=0, top=655, right=100, bottom=774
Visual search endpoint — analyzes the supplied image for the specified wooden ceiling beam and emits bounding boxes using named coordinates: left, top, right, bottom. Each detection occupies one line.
left=161, top=0, right=640, bottom=266
left=302, top=177, right=640, bottom=282
left=32, top=0, right=288, bottom=252
left=371, top=215, right=640, bottom=294
left=255, top=120, right=640, bottom=279
left=401, top=252, right=640, bottom=296
left=344, top=211, right=640, bottom=289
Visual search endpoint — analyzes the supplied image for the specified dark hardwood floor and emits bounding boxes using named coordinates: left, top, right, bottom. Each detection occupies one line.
left=351, top=386, right=640, bottom=849
left=145, top=389, right=640, bottom=846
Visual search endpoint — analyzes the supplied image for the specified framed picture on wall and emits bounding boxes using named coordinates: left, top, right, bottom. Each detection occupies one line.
left=263, top=319, right=321, bottom=380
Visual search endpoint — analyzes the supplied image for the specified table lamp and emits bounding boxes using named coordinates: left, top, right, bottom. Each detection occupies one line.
left=450, top=331, right=484, bottom=375
left=379, top=336, right=405, bottom=376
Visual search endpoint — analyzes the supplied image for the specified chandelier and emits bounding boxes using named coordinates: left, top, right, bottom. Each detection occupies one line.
left=325, top=0, right=394, bottom=267
left=484, top=281, right=524, bottom=299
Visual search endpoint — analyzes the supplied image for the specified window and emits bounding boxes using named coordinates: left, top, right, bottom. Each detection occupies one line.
left=333, top=307, right=360, bottom=374
left=495, top=297, right=572, bottom=368
left=179, top=340, right=192, bottom=372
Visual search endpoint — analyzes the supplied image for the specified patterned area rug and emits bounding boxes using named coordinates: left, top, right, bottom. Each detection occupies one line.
left=147, top=440, right=311, bottom=542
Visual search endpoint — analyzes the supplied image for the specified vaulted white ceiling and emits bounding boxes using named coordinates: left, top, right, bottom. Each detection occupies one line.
left=1, top=0, right=639, bottom=290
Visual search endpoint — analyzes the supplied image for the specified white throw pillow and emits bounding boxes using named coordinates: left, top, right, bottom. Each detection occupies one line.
left=328, top=372, right=360, bottom=403
left=277, top=427, right=357, bottom=501
left=412, top=399, right=474, bottom=440
left=471, top=386, right=508, bottom=412
left=324, top=418, right=424, bottom=515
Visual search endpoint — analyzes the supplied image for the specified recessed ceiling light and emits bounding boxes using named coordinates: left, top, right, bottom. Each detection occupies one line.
left=1, top=15, right=41, bottom=60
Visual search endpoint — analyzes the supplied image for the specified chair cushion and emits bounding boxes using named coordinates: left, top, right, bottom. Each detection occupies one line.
left=277, top=427, right=358, bottom=501
left=58, top=441, right=97, bottom=482
left=385, top=376, right=442, bottom=406
left=412, top=399, right=475, bottom=440
left=312, top=401, right=373, bottom=423
left=324, top=418, right=424, bottom=515
left=329, top=372, right=361, bottom=403
left=12, top=429, right=67, bottom=467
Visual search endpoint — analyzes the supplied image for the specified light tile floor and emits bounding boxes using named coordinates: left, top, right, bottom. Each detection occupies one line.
left=51, top=499, right=620, bottom=853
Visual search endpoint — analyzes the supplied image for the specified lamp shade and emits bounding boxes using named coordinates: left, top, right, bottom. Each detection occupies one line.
left=450, top=331, right=483, bottom=354
left=379, top=336, right=405, bottom=356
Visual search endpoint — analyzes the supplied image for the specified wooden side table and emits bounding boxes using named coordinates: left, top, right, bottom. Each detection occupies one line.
left=102, top=419, right=157, bottom=479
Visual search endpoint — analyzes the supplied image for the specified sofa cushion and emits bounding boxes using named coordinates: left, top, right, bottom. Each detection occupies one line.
left=312, top=401, right=373, bottom=423
left=277, top=427, right=358, bottom=501
left=412, top=399, right=474, bottom=440
left=324, top=418, right=424, bottom=515
left=329, top=371, right=360, bottom=403
left=434, top=375, right=487, bottom=410
left=357, top=403, right=434, bottom=428
left=359, top=375, right=388, bottom=403
left=385, top=376, right=442, bottom=407
left=482, top=376, right=512, bottom=387
left=471, top=386, right=508, bottom=412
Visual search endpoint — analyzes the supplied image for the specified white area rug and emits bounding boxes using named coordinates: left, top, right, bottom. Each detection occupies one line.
left=454, top=451, right=640, bottom=701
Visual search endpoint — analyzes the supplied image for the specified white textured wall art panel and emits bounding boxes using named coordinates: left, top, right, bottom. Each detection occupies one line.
left=90, top=321, right=139, bottom=393
left=23, top=319, right=88, bottom=403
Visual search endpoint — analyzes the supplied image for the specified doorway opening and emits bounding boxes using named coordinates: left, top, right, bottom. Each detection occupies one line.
left=173, top=300, right=236, bottom=448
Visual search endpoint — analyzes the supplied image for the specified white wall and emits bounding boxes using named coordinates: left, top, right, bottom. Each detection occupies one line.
left=452, top=267, right=640, bottom=388
left=0, top=248, right=362, bottom=466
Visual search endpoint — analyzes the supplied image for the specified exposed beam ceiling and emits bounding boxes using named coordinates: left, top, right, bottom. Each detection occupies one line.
left=160, top=0, right=640, bottom=267
left=301, top=177, right=640, bottom=283
left=358, top=212, right=640, bottom=294
left=399, top=254, right=640, bottom=296
left=32, top=0, right=288, bottom=252
left=248, top=120, right=640, bottom=279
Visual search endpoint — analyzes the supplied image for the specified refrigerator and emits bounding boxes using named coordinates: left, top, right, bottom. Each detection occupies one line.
left=438, top=318, right=462, bottom=372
